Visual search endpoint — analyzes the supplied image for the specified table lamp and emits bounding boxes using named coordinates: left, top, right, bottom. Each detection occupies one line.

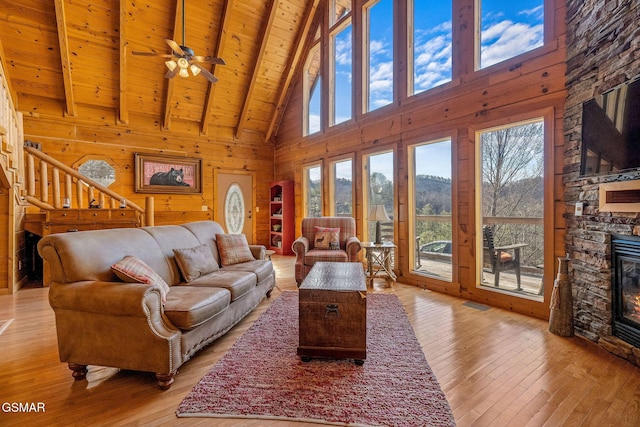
left=369, top=204, right=391, bottom=244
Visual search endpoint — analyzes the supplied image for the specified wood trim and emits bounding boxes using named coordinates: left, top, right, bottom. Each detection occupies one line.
left=599, top=180, right=640, bottom=213
left=53, top=0, right=76, bottom=117
left=200, top=0, right=232, bottom=135
left=266, top=0, right=323, bottom=141
left=235, top=0, right=278, bottom=139
left=162, top=0, right=182, bottom=131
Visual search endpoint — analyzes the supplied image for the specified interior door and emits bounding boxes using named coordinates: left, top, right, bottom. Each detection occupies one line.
left=215, top=171, right=255, bottom=244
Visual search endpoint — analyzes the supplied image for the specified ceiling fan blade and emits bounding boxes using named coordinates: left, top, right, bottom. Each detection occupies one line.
left=164, top=66, right=180, bottom=79
left=132, top=51, right=165, bottom=57
left=193, top=63, right=219, bottom=83
left=193, top=56, right=226, bottom=66
left=165, top=39, right=186, bottom=56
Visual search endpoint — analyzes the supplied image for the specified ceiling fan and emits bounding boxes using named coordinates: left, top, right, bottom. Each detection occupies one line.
left=131, top=0, right=225, bottom=83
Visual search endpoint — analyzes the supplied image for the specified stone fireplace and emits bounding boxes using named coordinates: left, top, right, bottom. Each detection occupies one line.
left=564, top=0, right=640, bottom=366
left=612, top=235, right=640, bottom=348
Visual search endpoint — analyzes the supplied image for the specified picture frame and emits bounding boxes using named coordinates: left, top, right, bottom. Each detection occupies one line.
left=134, top=153, right=202, bottom=194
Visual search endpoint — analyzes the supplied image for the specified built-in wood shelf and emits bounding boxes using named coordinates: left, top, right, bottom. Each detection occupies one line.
left=599, top=180, right=640, bottom=212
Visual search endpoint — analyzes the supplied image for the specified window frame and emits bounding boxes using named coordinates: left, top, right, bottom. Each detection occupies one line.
left=328, top=153, right=355, bottom=217
left=303, top=160, right=324, bottom=218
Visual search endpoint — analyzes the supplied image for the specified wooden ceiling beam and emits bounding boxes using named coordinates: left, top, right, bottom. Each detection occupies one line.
left=53, top=0, right=77, bottom=117
left=266, top=0, right=323, bottom=141
left=162, top=0, right=183, bottom=131
left=119, top=1, right=129, bottom=125
left=234, top=0, right=278, bottom=140
left=200, top=0, right=233, bottom=136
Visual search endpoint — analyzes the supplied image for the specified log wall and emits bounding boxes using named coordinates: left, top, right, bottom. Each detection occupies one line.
left=21, top=112, right=275, bottom=246
left=274, top=0, right=568, bottom=319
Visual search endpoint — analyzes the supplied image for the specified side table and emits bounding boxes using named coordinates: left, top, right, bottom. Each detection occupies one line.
left=362, top=242, right=397, bottom=286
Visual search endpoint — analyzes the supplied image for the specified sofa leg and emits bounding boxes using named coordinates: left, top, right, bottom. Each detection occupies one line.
left=266, top=289, right=273, bottom=298
left=68, top=363, right=88, bottom=380
left=155, top=373, right=175, bottom=390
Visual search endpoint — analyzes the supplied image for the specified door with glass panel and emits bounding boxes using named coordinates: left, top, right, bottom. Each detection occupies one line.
left=410, top=139, right=453, bottom=281
left=476, top=119, right=545, bottom=298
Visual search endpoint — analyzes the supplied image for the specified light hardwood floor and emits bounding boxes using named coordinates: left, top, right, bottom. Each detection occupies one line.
left=1, top=255, right=639, bottom=426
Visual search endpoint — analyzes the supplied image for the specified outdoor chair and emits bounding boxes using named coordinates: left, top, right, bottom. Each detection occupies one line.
left=482, top=225, right=527, bottom=289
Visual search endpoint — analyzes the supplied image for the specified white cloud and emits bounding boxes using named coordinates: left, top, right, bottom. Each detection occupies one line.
left=481, top=20, right=543, bottom=68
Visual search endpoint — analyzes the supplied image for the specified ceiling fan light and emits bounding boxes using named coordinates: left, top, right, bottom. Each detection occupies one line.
left=177, top=58, right=189, bottom=69
left=178, top=67, right=189, bottom=78
left=190, top=64, right=201, bottom=76
left=165, top=59, right=177, bottom=72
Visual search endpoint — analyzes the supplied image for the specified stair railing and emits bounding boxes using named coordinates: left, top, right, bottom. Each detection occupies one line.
left=23, top=144, right=154, bottom=226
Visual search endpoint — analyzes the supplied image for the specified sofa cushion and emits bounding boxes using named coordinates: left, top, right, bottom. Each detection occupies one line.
left=314, top=226, right=340, bottom=250
left=303, top=248, right=349, bottom=266
left=216, top=234, right=255, bottom=266
left=111, top=255, right=170, bottom=303
left=223, top=259, right=274, bottom=283
left=187, top=270, right=257, bottom=301
left=163, top=286, right=231, bottom=331
left=173, top=244, right=219, bottom=282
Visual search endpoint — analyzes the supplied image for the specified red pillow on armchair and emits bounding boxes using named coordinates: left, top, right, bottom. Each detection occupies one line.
left=313, top=226, right=340, bottom=250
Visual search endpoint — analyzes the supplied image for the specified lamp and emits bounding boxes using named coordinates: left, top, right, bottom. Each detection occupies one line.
left=369, top=204, right=391, bottom=245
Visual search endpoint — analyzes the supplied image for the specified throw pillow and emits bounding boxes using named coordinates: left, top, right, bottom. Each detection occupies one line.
left=314, top=226, right=340, bottom=250
left=173, top=244, right=219, bottom=282
left=111, top=255, right=170, bottom=304
left=216, top=234, right=255, bottom=266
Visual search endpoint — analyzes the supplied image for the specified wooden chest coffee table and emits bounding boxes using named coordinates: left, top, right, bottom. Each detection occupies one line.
left=297, top=262, right=367, bottom=364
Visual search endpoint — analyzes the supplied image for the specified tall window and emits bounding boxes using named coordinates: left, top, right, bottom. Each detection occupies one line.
left=330, top=157, right=353, bottom=216
left=479, top=0, right=544, bottom=69
left=364, top=151, right=394, bottom=243
left=410, top=139, right=452, bottom=281
left=303, top=163, right=323, bottom=217
left=477, top=119, right=545, bottom=298
left=409, top=0, right=452, bottom=95
left=304, top=43, right=322, bottom=135
left=331, top=23, right=352, bottom=125
left=364, top=0, right=394, bottom=112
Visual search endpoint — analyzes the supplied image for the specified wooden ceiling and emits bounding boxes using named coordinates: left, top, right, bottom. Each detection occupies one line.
left=0, top=0, right=321, bottom=140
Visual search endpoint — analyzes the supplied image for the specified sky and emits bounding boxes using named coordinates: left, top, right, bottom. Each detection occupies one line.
left=327, top=0, right=544, bottom=125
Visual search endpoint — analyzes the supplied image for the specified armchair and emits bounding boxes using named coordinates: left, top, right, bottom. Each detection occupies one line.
left=292, top=217, right=362, bottom=285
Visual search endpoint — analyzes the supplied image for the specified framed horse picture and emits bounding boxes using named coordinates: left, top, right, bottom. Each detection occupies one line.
left=134, top=153, right=202, bottom=194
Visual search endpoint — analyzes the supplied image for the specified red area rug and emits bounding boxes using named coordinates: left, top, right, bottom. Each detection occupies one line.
left=176, top=291, right=455, bottom=426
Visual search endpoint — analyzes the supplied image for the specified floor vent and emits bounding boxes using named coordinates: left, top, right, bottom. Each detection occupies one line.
left=463, top=301, right=491, bottom=311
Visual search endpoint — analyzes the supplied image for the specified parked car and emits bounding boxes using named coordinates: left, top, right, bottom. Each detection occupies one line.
left=419, top=240, right=452, bottom=255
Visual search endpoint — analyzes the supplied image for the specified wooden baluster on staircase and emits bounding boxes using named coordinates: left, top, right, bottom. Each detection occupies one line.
left=27, top=153, right=35, bottom=196
left=76, top=179, right=84, bottom=208
left=40, top=161, right=48, bottom=204
left=52, top=167, right=61, bottom=208
left=65, top=173, right=72, bottom=207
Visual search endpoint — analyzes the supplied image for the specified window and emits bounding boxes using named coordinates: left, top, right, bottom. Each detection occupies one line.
left=304, top=43, right=322, bottom=135
left=409, top=0, right=452, bottom=95
left=364, top=0, right=394, bottom=112
left=330, top=21, right=352, bottom=125
left=329, top=157, right=353, bottom=216
left=364, top=151, right=394, bottom=243
left=409, top=139, right=452, bottom=281
left=476, top=119, right=545, bottom=298
left=303, top=163, right=323, bottom=217
left=478, top=0, right=544, bottom=69
left=75, top=157, right=116, bottom=188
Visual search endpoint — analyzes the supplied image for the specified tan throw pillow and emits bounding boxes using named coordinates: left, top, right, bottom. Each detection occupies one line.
left=314, top=226, right=340, bottom=250
left=173, top=244, right=219, bottom=282
left=111, top=255, right=170, bottom=304
left=216, top=234, right=255, bottom=266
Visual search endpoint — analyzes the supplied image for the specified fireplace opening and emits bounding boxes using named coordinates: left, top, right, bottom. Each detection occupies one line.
left=612, top=234, right=640, bottom=348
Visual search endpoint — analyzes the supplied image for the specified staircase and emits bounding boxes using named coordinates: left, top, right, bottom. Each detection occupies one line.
left=23, top=143, right=154, bottom=237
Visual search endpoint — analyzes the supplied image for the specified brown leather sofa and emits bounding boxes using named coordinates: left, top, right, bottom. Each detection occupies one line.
left=38, top=220, right=275, bottom=389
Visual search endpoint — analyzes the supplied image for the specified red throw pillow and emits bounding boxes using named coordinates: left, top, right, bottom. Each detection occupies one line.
left=111, top=255, right=170, bottom=304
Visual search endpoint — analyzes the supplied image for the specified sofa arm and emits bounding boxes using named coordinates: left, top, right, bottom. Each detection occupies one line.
left=292, top=236, right=309, bottom=259
left=345, top=236, right=363, bottom=261
left=49, top=280, right=166, bottom=317
left=249, top=244, right=266, bottom=260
